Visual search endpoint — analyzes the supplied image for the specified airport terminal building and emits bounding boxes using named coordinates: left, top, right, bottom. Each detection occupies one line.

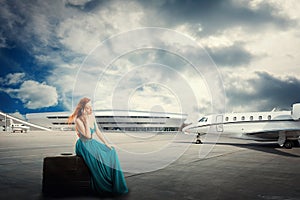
left=26, top=110, right=187, bottom=132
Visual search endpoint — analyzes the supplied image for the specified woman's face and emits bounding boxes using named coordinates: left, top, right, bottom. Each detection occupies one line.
left=84, top=102, right=93, bottom=115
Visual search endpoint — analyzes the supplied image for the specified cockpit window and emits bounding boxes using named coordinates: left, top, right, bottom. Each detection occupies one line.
left=198, top=117, right=208, bottom=122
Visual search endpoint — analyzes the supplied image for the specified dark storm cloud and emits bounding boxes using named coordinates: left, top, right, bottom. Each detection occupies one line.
left=65, top=0, right=107, bottom=12
left=139, top=0, right=296, bottom=36
left=227, top=72, right=300, bottom=111
left=207, top=44, right=253, bottom=67
left=0, top=1, right=76, bottom=51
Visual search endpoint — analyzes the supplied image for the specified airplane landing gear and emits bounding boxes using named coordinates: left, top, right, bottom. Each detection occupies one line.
left=282, top=140, right=300, bottom=149
left=283, top=140, right=293, bottom=149
left=195, top=133, right=202, bottom=144
left=195, top=139, right=202, bottom=144
left=278, top=132, right=298, bottom=149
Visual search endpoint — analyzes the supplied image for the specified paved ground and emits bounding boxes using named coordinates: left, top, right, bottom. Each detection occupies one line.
left=0, top=131, right=299, bottom=200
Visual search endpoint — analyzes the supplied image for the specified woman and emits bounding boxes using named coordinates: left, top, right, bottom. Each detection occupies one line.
left=68, top=97, right=128, bottom=195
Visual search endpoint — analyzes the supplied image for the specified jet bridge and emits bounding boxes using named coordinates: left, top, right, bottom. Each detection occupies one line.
left=0, top=111, right=51, bottom=131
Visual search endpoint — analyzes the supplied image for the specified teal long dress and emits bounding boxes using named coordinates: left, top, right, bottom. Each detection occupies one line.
left=75, top=123, right=128, bottom=195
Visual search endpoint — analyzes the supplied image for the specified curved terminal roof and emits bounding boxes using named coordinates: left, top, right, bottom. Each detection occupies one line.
left=26, top=109, right=187, bottom=119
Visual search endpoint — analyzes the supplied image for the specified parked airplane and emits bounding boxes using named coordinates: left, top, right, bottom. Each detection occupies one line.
left=10, top=119, right=30, bottom=133
left=183, top=103, right=300, bottom=149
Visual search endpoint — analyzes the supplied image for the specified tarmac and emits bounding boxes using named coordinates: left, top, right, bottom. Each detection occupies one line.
left=0, top=131, right=299, bottom=200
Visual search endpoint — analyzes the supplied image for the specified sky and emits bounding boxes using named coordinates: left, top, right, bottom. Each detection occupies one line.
left=0, top=0, right=300, bottom=122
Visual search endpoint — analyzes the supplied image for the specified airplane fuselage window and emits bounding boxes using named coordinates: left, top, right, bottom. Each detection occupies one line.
left=268, top=115, right=271, bottom=120
left=233, top=117, right=237, bottom=121
left=199, top=117, right=208, bottom=122
left=241, top=116, right=245, bottom=120
left=225, top=117, right=229, bottom=121
left=259, top=116, right=262, bottom=120
left=250, top=116, right=253, bottom=121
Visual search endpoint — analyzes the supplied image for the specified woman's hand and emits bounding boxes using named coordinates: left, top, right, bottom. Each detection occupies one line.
left=81, top=112, right=88, bottom=122
left=80, top=112, right=90, bottom=125
left=75, top=114, right=92, bottom=139
left=105, top=143, right=113, bottom=150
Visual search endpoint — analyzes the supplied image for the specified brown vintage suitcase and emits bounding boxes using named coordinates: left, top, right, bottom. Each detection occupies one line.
left=42, top=154, right=92, bottom=196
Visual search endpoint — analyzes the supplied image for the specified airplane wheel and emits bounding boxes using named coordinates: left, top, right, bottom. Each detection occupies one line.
left=283, top=140, right=293, bottom=149
left=195, top=139, right=202, bottom=144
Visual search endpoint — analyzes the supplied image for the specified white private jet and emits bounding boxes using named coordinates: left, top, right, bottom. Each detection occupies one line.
left=183, top=103, right=300, bottom=149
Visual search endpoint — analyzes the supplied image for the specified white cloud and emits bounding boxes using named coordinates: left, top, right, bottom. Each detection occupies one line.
left=246, top=29, right=300, bottom=76
left=198, top=27, right=245, bottom=49
left=47, top=68, right=78, bottom=111
left=4, top=80, right=58, bottom=109
left=0, top=73, right=25, bottom=85
left=3, top=0, right=146, bottom=111
left=9, top=111, right=25, bottom=120
left=90, top=58, right=211, bottom=123
left=266, top=0, right=300, bottom=20
left=56, top=0, right=144, bottom=55
left=127, top=84, right=182, bottom=113
left=6, top=73, right=26, bottom=85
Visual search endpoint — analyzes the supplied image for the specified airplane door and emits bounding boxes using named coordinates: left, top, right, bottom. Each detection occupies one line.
left=216, top=115, right=223, bottom=132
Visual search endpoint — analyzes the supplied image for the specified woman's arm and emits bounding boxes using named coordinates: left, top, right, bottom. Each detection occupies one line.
left=75, top=117, right=92, bottom=139
left=93, top=117, right=111, bottom=149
